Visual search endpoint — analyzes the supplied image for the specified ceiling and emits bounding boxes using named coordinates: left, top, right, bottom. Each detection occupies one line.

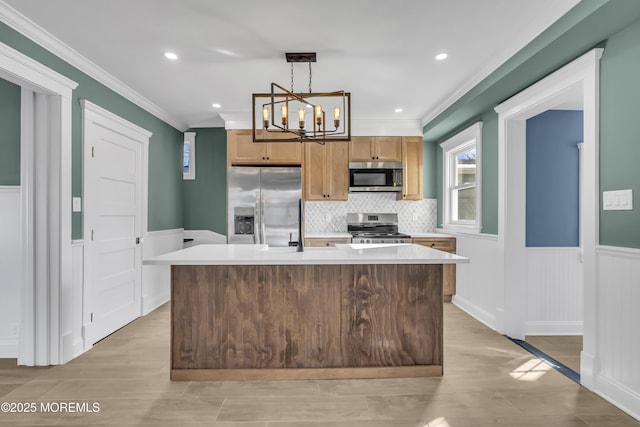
left=3, top=0, right=580, bottom=131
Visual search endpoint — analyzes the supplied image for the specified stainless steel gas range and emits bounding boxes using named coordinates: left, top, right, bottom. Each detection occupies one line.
left=347, top=213, right=411, bottom=244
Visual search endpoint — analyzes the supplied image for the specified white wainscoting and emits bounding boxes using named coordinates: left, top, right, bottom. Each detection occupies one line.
left=594, top=246, right=640, bottom=420
left=183, top=229, right=227, bottom=245
left=525, top=247, right=583, bottom=335
left=70, top=240, right=85, bottom=359
left=142, top=228, right=184, bottom=315
left=450, top=232, right=503, bottom=331
left=0, top=186, right=20, bottom=358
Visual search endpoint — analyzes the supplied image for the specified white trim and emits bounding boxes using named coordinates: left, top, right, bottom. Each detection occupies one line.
left=183, top=132, right=196, bottom=180
left=219, top=113, right=423, bottom=136
left=596, top=244, right=640, bottom=258
left=0, top=2, right=188, bottom=131
left=81, top=100, right=151, bottom=349
left=80, top=99, right=150, bottom=238
left=494, top=48, right=603, bottom=387
left=524, top=321, right=583, bottom=336
left=0, top=38, right=78, bottom=365
left=451, top=294, right=498, bottom=332
left=596, top=376, right=640, bottom=422
left=440, top=122, right=482, bottom=233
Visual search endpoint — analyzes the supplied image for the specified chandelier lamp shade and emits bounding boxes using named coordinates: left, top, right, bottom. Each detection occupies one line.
left=252, top=52, right=351, bottom=143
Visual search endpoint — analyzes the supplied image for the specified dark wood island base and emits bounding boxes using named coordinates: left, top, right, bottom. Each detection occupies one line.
left=171, top=263, right=443, bottom=381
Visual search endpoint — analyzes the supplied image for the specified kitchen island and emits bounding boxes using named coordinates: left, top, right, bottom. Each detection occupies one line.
left=145, top=243, right=468, bottom=381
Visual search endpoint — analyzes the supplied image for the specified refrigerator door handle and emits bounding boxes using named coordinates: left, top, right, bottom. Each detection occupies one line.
left=260, top=194, right=266, bottom=245
left=254, top=192, right=260, bottom=244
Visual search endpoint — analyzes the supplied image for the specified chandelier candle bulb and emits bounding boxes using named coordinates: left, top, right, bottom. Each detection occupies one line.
left=251, top=52, right=350, bottom=142
left=315, top=104, right=323, bottom=126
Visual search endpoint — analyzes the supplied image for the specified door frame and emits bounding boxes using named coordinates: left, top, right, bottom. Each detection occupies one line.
left=494, top=48, right=602, bottom=387
left=81, top=99, right=150, bottom=351
left=0, top=41, right=77, bottom=365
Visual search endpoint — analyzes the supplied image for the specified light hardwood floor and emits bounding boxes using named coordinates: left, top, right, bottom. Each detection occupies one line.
left=1, top=303, right=638, bottom=426
left=526, top=335, right=582, bottom=374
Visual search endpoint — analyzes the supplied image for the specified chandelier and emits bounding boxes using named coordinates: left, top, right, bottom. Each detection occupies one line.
left=252, top=52, right=351, bottom=143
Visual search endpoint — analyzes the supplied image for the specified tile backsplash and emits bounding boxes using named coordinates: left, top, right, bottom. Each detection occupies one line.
left=304, top=193, right=437, bottom=234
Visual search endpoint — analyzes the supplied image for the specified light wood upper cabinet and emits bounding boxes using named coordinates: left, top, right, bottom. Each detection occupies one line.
left=227, top=130, right=302, bottom=165
left=349, top=136, right=402, bottom=162
left=399, top=136, right=423, bottom=200
left=303, top=141, right=349, bottom=201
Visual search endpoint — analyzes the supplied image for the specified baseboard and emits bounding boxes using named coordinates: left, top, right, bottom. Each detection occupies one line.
left=0, top=337, right=18, bottom=358
left=596, top=374, right=640, bottom=422
left=580, top=350, right=596, bottom=389
left=451, top=294, right=497, bottom=331
left=142, top=292, right=170, bottom=316
left=524, top=321, right=583, bottom=336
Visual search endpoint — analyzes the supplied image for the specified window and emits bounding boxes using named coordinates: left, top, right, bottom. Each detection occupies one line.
left=183, top=131, right=196, bottom=180
left=441, top=122, right=482, bottom=232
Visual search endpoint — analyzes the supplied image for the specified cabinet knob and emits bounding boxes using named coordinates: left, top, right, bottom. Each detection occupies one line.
left=431, top=243, right=435, bottom=247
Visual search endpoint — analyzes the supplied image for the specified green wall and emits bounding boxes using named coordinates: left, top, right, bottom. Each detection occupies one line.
left=0, top=78, right=20, bottom=185
left=182, top=128, right=227, bottom=234
left=432, top=110, right=498, bottom=234
left=425, top=0, right=640, bottom=245
left=0, top=22, right=184, bottom=238
left=599, top=18, right=640, bottom=247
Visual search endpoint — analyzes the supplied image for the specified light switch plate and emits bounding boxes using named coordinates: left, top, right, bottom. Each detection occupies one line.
left=72, top=197, right=82, bottom=212
left=603, top=189, right=633, bottom=211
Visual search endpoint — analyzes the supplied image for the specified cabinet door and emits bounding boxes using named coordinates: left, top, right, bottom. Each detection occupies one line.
left=267, top=141, right=303, bottom=164
left=374, top=136, right=402, bottom=162
left=228, top=130, right=266, bottom=164
left=303, top=143, right=328, bottom=200
left=325, top=142, right=349, bottom=200
left=400, top=136, right=423, bottom=200
left=413, top=238, right=456, bottom=301
left=349, top=136, right=374, bottom=161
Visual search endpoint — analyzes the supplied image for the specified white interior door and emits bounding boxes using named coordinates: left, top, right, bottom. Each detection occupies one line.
left=84, top=111, right=144, bottom=345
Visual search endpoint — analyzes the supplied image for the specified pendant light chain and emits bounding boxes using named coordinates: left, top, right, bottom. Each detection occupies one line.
left=290, top=61, right=313, bottom=93
left=290, top=62, right=295, bottom=93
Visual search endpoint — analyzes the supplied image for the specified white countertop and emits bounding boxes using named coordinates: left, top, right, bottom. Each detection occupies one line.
left=306, top=232, right=456, bottom=239
left=144, top=243, right=469, bottom=266
left=409, top=232, right=456, bottom=238
left=305, top=232, right=352, bottom=239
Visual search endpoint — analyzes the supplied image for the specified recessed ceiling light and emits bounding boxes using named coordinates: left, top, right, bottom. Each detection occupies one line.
left=164, top=52, right=178, bottom=60
left=212, top=103, right=221, bottom=108
left=395, top=108, right=403, bottom=113
left=435, top=53, right=448, bottom=61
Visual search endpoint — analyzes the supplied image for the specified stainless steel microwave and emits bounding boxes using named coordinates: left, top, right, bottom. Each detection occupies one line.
left=349, top=162, right=403, bottom=192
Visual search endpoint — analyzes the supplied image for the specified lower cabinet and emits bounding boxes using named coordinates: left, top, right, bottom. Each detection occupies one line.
left=304, top=238, right=351, bottom=247
left=412, top=238, right=456, bottom=301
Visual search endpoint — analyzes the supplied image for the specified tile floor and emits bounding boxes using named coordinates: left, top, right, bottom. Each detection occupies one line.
left=1, top=303, right=638, bottom=426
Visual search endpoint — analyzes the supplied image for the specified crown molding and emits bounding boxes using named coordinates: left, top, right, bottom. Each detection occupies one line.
left=0, top=1, right=188, bottom=131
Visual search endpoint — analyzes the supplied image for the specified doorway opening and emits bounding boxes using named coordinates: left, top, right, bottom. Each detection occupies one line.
left=495, top=48, right=602, bottom=386
left=0, top=41, right=77, bottom=366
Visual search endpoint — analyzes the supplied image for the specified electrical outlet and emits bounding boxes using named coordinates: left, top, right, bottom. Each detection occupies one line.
left=10, top=323, right=19, bottom=337
left=325, top=213, right=332, bottom=221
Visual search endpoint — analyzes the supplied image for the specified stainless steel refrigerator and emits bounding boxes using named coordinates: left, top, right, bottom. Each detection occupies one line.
left=227, top=166, right=302, bottom=247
